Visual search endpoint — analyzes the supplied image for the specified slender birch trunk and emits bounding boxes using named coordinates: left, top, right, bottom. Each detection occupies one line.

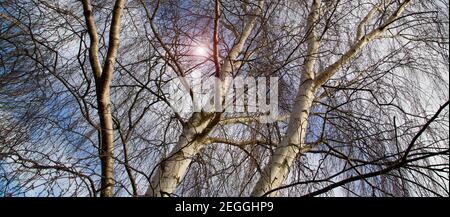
left=82, top=0, right=126, bottom=197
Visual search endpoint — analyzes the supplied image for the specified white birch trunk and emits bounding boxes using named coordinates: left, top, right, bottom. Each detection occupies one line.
left=251, top=0, right=411, bottom=196
left=252, top=0, right=320, bottom=196
left=251, top=78, right=316, bottom=196
left=146, top=112, right=217, bottom=196
left=145, top=0, right=264, bottom=196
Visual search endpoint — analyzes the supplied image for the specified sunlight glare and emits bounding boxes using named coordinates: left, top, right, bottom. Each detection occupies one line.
left=194, top=45, right=209, bottom=57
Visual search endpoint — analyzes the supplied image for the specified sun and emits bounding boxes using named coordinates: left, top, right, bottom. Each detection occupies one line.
left=193, top=45, right=209, bottom=57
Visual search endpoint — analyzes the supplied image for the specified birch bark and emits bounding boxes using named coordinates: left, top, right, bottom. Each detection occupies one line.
left=146, top=0, right=264, bottom=196
left=251, top=0, right=412, bottom=196
left=81, top=0, right=126, bottom=197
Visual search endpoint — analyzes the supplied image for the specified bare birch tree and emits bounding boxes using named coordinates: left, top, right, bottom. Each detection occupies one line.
left=0, top=0, right=448, bottom=197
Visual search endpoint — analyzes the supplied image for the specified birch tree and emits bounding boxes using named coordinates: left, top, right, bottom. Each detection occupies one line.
left=81, top=0, right=126, bottom=197
left=0, top=0, right=448, bottom=197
